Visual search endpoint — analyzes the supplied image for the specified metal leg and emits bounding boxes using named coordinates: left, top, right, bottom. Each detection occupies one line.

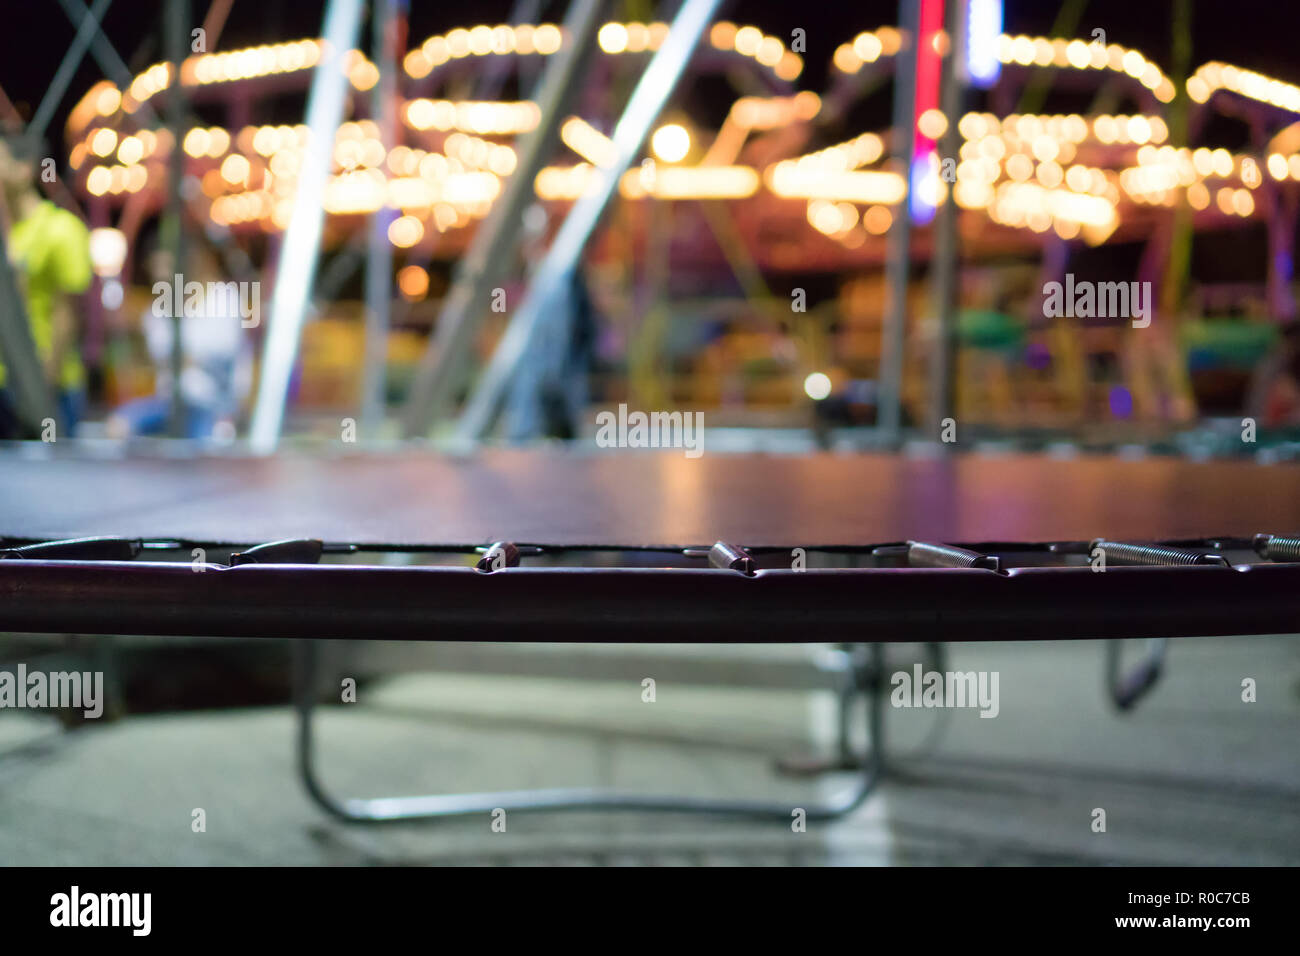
left=1105, top=637, right=1168, bottom=711
left=294, top=641, right=884, bottom=823
left=775, top=643, right=876, bottom=775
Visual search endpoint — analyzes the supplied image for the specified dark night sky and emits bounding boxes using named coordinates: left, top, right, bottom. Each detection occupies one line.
left=3, top=1, right=1299, bottom=141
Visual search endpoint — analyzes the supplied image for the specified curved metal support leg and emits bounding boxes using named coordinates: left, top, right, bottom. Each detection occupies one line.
left=775, top=643, right=875, bottom=775
left=1105, top=637, right=1168, bottom=711
left=295, top=641, right=885, bottom=823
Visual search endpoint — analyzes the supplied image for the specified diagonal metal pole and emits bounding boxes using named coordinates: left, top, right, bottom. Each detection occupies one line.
left=56, top=0, right=125, bottom=79
left=398, top=0, right=605, bottom=439
left=26, top=0, right=113, bottom=148
left=454, top=0, right=723, bottom=441
left=248, top=0, right=366, bottom=452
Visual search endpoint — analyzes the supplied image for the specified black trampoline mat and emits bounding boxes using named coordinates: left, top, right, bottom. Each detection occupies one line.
left=1, top=449, right=1298, bottom=548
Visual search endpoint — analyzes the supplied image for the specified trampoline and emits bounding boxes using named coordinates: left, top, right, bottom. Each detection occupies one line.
left=0, top=449, right=1298, bottom=641
left=1, top=449, right=1297, bottom=822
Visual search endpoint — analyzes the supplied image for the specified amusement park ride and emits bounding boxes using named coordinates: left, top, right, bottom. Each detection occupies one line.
left=42, top=0, right=1300, bottom=437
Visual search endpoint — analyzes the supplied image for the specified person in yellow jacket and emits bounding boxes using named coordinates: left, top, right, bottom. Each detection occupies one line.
left=0, top=137, right=92, bottom=435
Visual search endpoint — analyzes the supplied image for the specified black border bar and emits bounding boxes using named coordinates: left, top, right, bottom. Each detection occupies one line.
left=1, top=559, right=1297, bottom=640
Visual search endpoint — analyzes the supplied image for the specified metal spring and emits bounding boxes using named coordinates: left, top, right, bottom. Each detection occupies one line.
left=2, top=535, right=141, bottom=562
left=708, top=540, right=756, bottom=575
left=1089, top=539, right=1227, bottom=567
left=230, top=538, right=323, bottom=566
left=907, top=541, right=999, bottom=571
left=476, top=541, right=521, bottom=572
left=1254, top=534, right=1300, bottom=562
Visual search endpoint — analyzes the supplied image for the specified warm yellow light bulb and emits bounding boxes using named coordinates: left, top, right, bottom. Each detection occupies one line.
left=651, top=124, right=690, bottom=163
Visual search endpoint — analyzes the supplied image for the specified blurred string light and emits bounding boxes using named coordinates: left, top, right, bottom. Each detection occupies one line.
left=404, top=99, right=541, bottom=134
left=708, top=21, right=803, bottom=80
left=66, top=20, right=799, bottom=132
left=560, top=117, right=615, bottom=166
left=703, top=93, right=820, bottom=165
left=806, top=199, right=859, bottom=239
left=995, top=33, right=1175, bottom=103
left=100, top=279, right=124, bottom=311
left=597, top=22, right=630, bottom=54
left=90, top=128, right=117, bottom=157
left=730, top=92, right=821, bottom=129
left=75, top=96, right=1269, bottom=244
left=863, top=204, right=894, bottom=234
left=85, top=22, right=1300, bottom=142
left=387, top=215, right=425, bottom=248
left=1188, top=61, right=1300, bottom=112
left=405, top=19, right=798, bottom=81
left=88, top=227, right=127, bottom=277
left=116, top=135, right=144, bottom=165
left=650, top=123, right=691, bottom=163
left=785, top=132, right=885, bottom=173
left=1265, top=152, right=1300, bottom=182
left=620, top=165, right=757, bottom=199
left=64, top=19, right=1292, bottom=252
left=405, top=23, right=564, bottom=78
left=536, top=163, right=759, bottom=201
left=832, top=27, right=903, bottom=74
left=804, top=372, right=833, bottom=401
left=768, top=163, right=907, bottom=204
left=397, top=264, right=429, bottom=300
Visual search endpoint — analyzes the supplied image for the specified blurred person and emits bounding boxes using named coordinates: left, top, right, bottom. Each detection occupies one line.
left=1245, top=322, right=1300, bottom=427
left=0, top=136, right=92, bottom=435
left=953, top=292, right=1023, bottom=426
left=106, top=245, right=251, bottom=440
left=502, top=205, right=596, bottom=441
left=1123, top=305, right=1197, bottom=424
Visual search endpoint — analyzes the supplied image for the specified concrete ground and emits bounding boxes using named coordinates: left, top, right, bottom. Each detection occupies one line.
left=0, top=636, right=1297, bottom=865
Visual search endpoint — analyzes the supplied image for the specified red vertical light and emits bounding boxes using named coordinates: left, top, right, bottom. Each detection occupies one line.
left=914, top=0, right=945, bottom=155
left=910, top=0, right=945, bottom=224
